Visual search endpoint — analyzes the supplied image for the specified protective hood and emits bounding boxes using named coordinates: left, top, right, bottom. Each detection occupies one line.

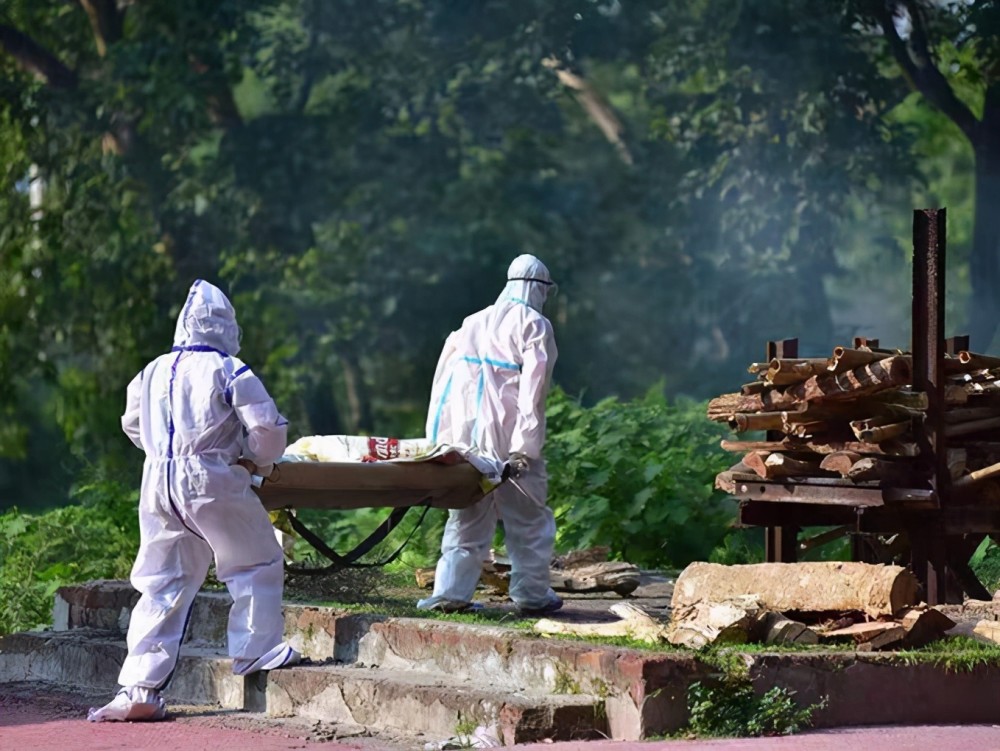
left=172, top=279, right=241, bottom=356
left=496, top=254, right=553, bottom=312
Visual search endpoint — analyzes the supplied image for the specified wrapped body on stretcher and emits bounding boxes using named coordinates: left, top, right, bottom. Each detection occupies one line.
left=251, top=434, right=506, bottom=513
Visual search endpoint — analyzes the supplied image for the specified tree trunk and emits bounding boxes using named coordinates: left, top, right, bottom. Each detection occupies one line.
left=671, top=562, right=920, bottom=619
left=341, top=350, right=374, bottom=433
left=969, top=94, right=1000, bottom=351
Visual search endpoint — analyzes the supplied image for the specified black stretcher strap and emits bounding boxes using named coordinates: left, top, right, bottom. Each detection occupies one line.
left=284, top=499, right=434, bottom=574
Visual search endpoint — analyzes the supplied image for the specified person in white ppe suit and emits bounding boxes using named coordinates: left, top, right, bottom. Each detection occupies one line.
left=417, top=254, right=562, bottom=615
left=88, top=280, right=300, bottom=723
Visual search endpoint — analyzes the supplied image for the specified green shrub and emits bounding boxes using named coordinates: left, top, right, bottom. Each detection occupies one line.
left=545, top=386, right=736, bottom=568
left=0, top=469, right=138, bottom=634
left=687, top=680, right=824, bottom=738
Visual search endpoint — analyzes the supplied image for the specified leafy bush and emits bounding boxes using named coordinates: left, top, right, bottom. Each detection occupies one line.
left=0, top=470, right=138, bottom=634
left=687, top=680, right=824, bottom=738
left=546, top=386, right=736, bottom=569
left=971, top=537, right=1000, bottom=594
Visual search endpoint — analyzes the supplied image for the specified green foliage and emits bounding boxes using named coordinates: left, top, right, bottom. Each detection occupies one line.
left=970, top=538, right=1000, bottom=594
left=686, top=680, right=825, bottom=738
left=546, top=386, right=735, bottom=568
left=0, top=470, right=138, bottom=634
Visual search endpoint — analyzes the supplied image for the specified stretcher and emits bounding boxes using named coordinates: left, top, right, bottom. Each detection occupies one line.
left=250, top=435, right=506, bottom=570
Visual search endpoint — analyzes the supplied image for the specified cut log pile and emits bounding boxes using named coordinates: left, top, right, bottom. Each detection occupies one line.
left=709, top=344, right=1000, bottom=492
left=533, top=562, right=958, bottom=651
left=416, top=546, right=641, bottom=597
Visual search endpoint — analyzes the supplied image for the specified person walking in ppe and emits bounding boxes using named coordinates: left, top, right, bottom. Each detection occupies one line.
left=417, top=254, right=562, bottom=616
left=88, top=280, right=300, bottom=722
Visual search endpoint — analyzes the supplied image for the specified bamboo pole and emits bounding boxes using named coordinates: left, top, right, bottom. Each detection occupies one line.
left=945, top=417, right=1000, bottom=438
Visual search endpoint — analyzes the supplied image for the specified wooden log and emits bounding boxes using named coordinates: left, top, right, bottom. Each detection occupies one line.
left=549, top=561, right=641, bottom=596
left=766, top=358, right=831, bottom=385
left=782, top=420, right=830, bottom=439
left=715, top=462, right=752, bottom=493
left=535, top=602, right=670, bottom=645
left=741, top=381, right=768, bottom=395
left=710, top=357, right=912, bottom=416
left=667, top=595, right=763, bottom=650
left=859, top=625, right=906, bottom=651
left=827, top=347, right=893, bottom=373
left=763, top=453, right=832, bottom=479
left=800, top=356, right=912, bottom=403
left=952, top=459, right=1000, bottom=492
left=730, top=412, right=786, bottom=432
left=959, top=351, right=1000, bottom=370
left=945, top=416, right=1000, bottom=438
left=819, top=620, right=901, bottom=643
left=820, top=452, right=863, bottom=477
left=747, top=362, right=771, bottom=375
left=846, top=457, right=917, bottom=485
left=855, top=419, right=911, bottom=443
left=899, top=607, right=955, bottom=647
left=944, top=407, right=1000, bottom=423
left=720, top=438, right=920, bottom=457
left=754, top=611, right=819, bottom=646
left=671, top=562, right=920, bottom=619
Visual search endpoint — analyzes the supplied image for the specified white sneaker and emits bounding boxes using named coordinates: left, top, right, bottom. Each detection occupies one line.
left=232, top=641, right=301, bottom=676
left=87, top=686, right=167, bottom=722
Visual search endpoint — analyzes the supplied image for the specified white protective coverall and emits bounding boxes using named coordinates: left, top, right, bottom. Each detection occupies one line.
left=89, top=280, right=299, bottom=723
left=417, top=254, right=560, bottom=613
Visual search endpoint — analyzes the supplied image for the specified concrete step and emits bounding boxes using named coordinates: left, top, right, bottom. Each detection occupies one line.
left=264, top=664, right=607, bottom=744
left=53, top=580, right=696, bottom=739
left=0, top=630, right=253, bottom=709
left=0, top=629, right=606, bottom=744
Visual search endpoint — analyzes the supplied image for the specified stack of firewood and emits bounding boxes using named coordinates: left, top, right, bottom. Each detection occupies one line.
left=708, top=344, right=1000, bottom=492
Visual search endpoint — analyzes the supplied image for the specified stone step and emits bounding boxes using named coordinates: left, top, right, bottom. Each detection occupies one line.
left=53, top=580, right=695, bottom=739
left=264, top=664, right=607, bottom=744
left=0, top=629, right=605, bottom=744
left=0, top=630, right=254, bottom=709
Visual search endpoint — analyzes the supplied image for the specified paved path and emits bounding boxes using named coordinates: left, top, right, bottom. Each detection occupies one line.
left=0, top=690, right=365, bottom=751
left=524, top=725, right=1000, bottom=751
left=6, top=687, right=1000, bottom=750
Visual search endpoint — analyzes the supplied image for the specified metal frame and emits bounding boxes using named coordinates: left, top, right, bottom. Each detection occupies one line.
left=740, top=208, right=998, bottom=604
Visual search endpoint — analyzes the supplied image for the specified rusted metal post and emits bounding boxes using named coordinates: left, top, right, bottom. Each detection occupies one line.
left=764, top=338, right=800, bottom=563
left=912, top=208, right=948, bottom=501
left=911, top=208, right=948, bottom=603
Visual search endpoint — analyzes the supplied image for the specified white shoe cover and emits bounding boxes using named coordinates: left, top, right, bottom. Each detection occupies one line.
left=232, top=641, right=301, bottom=676
left=87, top=686, right=167, bottom=722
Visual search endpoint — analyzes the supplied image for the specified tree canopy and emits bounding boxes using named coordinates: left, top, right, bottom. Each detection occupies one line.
left=0, top=0, right=992, bottom=509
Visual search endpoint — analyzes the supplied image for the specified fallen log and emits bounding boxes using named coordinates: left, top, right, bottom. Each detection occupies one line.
left=742, top=452, right=829, bottom=480
left=667, top=595, right=762, bottom=650
left=898, top=607, right=955, bottom=647
left=851, top=418, right=911, bottom=443
left=818, top=620, right=901, bottom=644
left=958, top=351, right=1000, bottom=371
left=549, top=561, right=641, bottom=596
left=729, top=412, right=786, bottom=432
left=534, top=602, right=670, bottom=645
left=671, top=562, right=920, bottom=619
left=766, top=358, right=830, bottom=385
left=715, top=462, right=752, bottom=493
left=754, top=611, right=819, bottom=645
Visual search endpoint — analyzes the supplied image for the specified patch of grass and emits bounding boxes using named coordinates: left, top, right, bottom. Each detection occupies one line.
left=891, top=636, right=1000, bottom=672
left=685, top=681, right=827, bottom=738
